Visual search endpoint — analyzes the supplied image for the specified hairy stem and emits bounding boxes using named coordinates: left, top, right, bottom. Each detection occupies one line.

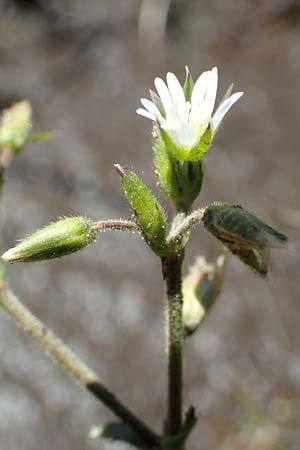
left=91, top=219, right=140, bottom=234
left=0, top=282, right=161, bottom=449
left=162, top=251, right=184, bottom=439
left=167, top=209, right=205, bottom=248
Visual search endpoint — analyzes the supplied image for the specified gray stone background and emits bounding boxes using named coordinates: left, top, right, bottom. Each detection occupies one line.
left=0, top=0, right=299, bottom=449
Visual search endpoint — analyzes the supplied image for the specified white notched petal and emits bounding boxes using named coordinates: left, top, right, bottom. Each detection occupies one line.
left=191, top=69, right=212, bottom=109
left=136, top=108, right=156, bottom=120
left=154, top=77, right=174, bottom=117
left=166, top=72, right=186, bottom=108
left=203, top=67, right=218, bottom=117
left=212, top=92, right=244, bottom=132
left=140, top=98, right=163, bottom=121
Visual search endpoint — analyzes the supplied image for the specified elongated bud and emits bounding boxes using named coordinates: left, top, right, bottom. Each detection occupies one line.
left=115, top=164, right=167, bottom=256
left=0, top=101, right=32, bottom=153
left=154, top=131, right=203, bottom=210
left=183, top=254, right=226, bottom=335
left=2, top=216, right=96, bottom=262
left=202, top=203, right=287, bottom=276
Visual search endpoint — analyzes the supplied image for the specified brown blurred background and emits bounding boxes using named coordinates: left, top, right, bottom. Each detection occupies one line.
left=0, top=1, right=299, bottom=449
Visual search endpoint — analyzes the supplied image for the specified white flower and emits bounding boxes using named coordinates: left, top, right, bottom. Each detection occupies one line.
left=137, top=66, right=243, bottom=161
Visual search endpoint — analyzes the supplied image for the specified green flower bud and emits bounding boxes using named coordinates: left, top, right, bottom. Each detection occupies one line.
left=154, top=130, right=203, bottom=210
left=0, top=101, right=32, bottom=153
left=183, top=254, right=226, bottom=335
left=202, top=203, right=287, bottom=276
left=2, top=216, right=96, bottom=262
left=115, top=165, right=167, bottom=256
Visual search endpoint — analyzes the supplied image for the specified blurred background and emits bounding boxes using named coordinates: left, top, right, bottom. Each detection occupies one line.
left=0, top=0, right=299, bottom=449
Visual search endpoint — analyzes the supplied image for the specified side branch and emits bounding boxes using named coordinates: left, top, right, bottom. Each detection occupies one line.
left=92, top=219, right=140, bottom=234
left=0, top=282, right=161, bottom=449
left=167, top=209, right=205, bottom=248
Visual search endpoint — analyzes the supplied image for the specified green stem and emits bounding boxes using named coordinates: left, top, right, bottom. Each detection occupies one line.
left=162, top=252, right=184, bottom=439
left=0, top=282, right=161, bottom=449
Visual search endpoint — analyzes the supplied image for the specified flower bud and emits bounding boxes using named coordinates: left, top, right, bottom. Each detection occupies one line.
left=202, top=203, right=287, bottom=276
left=115, top=164, right=167, bottom=256
left=0, top=101, right=32, bottom=153
left=2, top=216, right=96, bottom=262
left=153, top=131, right=203, bottom=210
left=183, top=254, right=226, bottom=335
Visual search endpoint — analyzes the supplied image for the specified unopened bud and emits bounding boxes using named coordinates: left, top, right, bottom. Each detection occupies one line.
left=202, top=203, right=287, bottom=276
left=183, top=254, right=226, bottom=335
left=115, top=164, right=167, bottom=256
left=0, top=101, right=32, bottom=153
left=2, top=216, right=96, bottom=262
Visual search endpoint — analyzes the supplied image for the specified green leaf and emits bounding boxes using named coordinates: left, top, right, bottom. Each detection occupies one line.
left=30, top=131, right=60, bottom=143
left=92, top=422, right=148, bottom=449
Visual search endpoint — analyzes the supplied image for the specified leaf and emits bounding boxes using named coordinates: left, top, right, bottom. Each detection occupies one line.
left=91, top=422, right=148, bottom=449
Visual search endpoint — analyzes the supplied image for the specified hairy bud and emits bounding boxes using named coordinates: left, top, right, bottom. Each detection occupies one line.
left=202, top=203, right=287, bottom=276
left=0, top=101, right=32, bottom=153
left=115, top=164, right=167, bottom=256
left=2, top=216, right=96, bottom=262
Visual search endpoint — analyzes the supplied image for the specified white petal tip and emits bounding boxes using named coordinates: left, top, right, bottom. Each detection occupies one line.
left=136, top=109, right=156, bottom=120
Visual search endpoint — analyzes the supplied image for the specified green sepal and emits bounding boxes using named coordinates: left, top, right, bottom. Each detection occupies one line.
left=187, top=125, right=212, bottom=162
left=154, top=132, right=203, bottom=210
left=2, top=216, right=96, bottom=262
left=159, top=124, right=212, bottom=163
left=159, top=127, right=189, bottom=161
left=183, top=67, right=194, bottom=102
left=0, top=101, right=32, bottom=154
left=202, top=203, right=287, bottom=276
left=116, top=166, right=167, bottom=256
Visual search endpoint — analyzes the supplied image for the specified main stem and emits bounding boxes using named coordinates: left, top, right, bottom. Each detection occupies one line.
left=162, top=251, right=184, bottom=438
left=0, top=282, right=161, bottom=449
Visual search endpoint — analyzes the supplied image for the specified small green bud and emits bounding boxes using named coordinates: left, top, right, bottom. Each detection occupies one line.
left=183, top=254, right=226, bottom=335
left=115, top=164, right=167, bottom=256
left=2, top=216, right=96, bottom=262
left=0, top=101, right=32, bottom=153
left=153, top=131, right=203, bottom=210
left=202, top=203, right=287, bottom=276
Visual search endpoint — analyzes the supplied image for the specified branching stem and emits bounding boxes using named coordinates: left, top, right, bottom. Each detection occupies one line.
left=92, top=219, right=140, bottom=234
left=167, top=209, right=205, bottom=248
left=0, top=282, right=161, bottom=449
